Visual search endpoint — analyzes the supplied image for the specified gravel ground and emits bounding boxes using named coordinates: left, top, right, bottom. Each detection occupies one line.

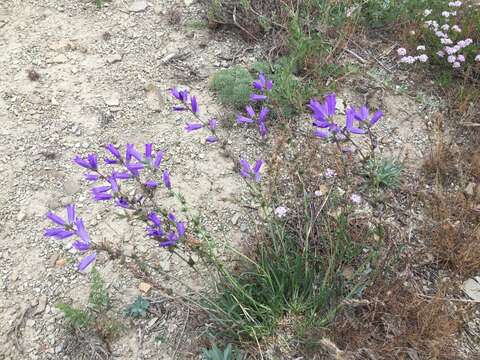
left=0, top=0, right=438, bottom=359
left=0, top=0, right=263, bottom=358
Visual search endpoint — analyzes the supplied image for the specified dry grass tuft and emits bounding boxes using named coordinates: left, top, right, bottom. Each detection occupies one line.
left=332, top=282, right=462, bottom=359
left=423, top=191, right=480, bottom=277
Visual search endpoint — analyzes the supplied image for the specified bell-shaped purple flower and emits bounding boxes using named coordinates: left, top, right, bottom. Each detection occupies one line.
left=106, top=144, right=122, bottom=162
left=126, top=144, right=143, bottom=163
left=250, top=94, right=268, bottom=102
left=44, top=205, right=77, bottom=240
left=77, top=252, right=96, bottom=272
left=144, top=180, right=158, bottom=188
left=353, top=105, right=383, bottom=126
left=185, top=123, right=203, bottom=132
left=153, top=151, right=164, bottom=169
left=208, top=118, right=218, bottom=130
left=206, top=135, right=218, bottom=143
left=190, top=96, right=199, bottom=113
left=162, top=169, right=172, bottom=190
left=171, top=88, right=189, bottom=102
left=239, top=159, right=264, bottom=182
left=346, top=107, right=366, bottom=135
left=253, top=73, right=273, bottom=92
left=73, top=154, right=98, bottom=171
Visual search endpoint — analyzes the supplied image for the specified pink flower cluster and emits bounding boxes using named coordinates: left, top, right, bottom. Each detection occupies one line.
left=397, top=1, right=479, bottom=69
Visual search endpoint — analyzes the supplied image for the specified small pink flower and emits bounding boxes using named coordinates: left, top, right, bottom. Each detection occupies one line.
left=397, top=47, right=407, bottom=56
left=441, top=11, right=450, bottom=17
left=448, top=1, right=462, bottom=7
left=452, top=25, right=461, bottom=32
left=437, top=50, right=445, bottom=58
left=324, top=168, right=337, bottom=178
left=274, top=206, right=288, bottom=218
left=457, top=54, right=465, bottom=62
left=417, top=45, right=426, bottom=51
left=452, top=62, right=461, bottom=68
left=350, top=194, right=362, bottom=204
left=475, top=54, right=480, bottom=62
left=417, top=54, right=428, bottom=63
left=447, top=55, right=456, bottom=63
left=400, top=56, right=416, bottom=64
left=441, top=24, right=450, bottom=31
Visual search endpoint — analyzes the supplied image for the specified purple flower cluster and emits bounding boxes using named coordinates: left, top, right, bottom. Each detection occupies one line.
left=44, top=205, right=96, bottom=272
left=171, top=88, right=219, bottom=143
left=309, top=93, right=383, bottom=139
left=146, top=212, right=186, bottom=247
left=74, top=143, right=172, bottom=209
left=239, top=159, right=264, bottom=182
left=237, top=73, right=273, bottom=138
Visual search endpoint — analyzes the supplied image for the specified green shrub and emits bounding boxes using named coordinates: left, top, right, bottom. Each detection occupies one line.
left=202, top=344, right=245, bottom=360
left=360, top=157, right=403, bottom=190
left=210, top=66, right=254, bottom=110
left=208, top=189, right=381, bottom=342
left=56, top=268, right=122, bottom=339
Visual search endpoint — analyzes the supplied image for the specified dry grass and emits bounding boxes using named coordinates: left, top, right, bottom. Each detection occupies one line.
left=331, top=282, right=463, bottom=360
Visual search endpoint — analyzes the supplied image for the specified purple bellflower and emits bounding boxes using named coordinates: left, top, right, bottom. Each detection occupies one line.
left=44, top=204, right=77, bottom=239
left=171, top=88, right=189, bottom=102
left=162, top=169, right=172, bottom=190
left=237, top=106, right=270, bottom=138
left=353, top=106, right=383, bottom=127
left=309, top=94, right=342, bottom=138
left=239, top=159, right=264, bottom=182
left=72, top=219, right=96, bottom=272
left=185, top=123, right=203, bottom=132
left=250, top=73, right=273, bottom=101
left=146, top=211, right=186, bottom=247
left=74, top=154, right=98, bottom=171
left=253, top=73, right=273, bottom=92
left=44, top=206, right=96, bottom=272
left=345, top=107, right=366, bottom=135
left=153, top=150, right=164, bottom=169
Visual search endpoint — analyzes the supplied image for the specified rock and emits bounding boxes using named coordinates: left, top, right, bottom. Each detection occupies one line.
left=34, top=295, right=48, bottom=315
left=462, top=277, right=480, bottom=301
left=161, top=53, right=176, bottom=63
left=50, top=54, right=68, bottom=64
left=465, top=182, right=476, bottom=197
left=17, top=211, right=27, bottom=222
left=63, top=175, right=81, bottom=195
left=105, top=94, right=120, bottom=106
left=231, top=213, right=240, bottom=225
left=55, top=258, right=66, bottom=268
left=129, top=0, right=148, bottom=12
left=48, top=253, right=59, bottom=267
left=106, top=53, right=122, bottom=64
left=138, top=282, right=152, bottom=293
left=145, top=87, right=164, bottom=112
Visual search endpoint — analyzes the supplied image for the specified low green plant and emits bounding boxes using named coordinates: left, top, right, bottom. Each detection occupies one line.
left=202, top=344, right=245, bottom=360
left=210, top=66, right=254, bottom=110
left=124, top=296, right=150, bottom=318
left=208, top=189, right=380, bottom=342
left=95, top=0, right=103, bottom=8
left=56, top=268, right=122, bottom=339
left=360, top=158, right=403, bottom=189
left=55, top=303, right=92, bottom=329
